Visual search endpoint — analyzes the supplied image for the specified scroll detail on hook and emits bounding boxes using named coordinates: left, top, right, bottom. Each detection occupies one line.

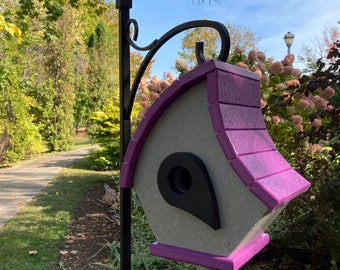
left=124, top=19, right=230, bottom=119
left=127, top=19, right=158, bottom=51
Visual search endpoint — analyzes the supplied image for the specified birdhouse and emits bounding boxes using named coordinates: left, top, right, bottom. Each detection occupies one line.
left=120, top=60, right=311, bottom=270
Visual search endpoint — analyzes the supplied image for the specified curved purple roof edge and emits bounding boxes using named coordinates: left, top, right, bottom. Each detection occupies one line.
left=120, top=59, right=310, bottom=210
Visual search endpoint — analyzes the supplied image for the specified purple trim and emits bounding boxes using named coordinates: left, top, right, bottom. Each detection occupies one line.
left=120, top=162, right=136, bottom=188
left=120, top=59, right=310, bottom=209
left=207, top=71, right=261, bottom=107
left=150, top=233, right=269, bottom=270
left=250, top=169, right=311, bottom=209
left=229, top=150, right=292, bottom=186
left=132, top=116, right=156, bottom=143
left=211, top=103, right=267, bottom=130
left=123, top=138, right=143, bottom=165
left=216, top=130, right=276, bottom=160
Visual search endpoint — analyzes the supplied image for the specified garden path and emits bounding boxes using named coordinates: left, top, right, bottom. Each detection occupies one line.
left=0, top=145, right=97, bottom=227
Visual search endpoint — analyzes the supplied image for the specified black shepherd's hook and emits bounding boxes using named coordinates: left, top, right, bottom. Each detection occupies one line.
left=116, top=1, right=230, bottom=269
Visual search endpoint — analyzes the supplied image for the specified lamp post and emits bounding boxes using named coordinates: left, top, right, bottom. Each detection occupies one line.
left=284, top=31, right=295, bottom=55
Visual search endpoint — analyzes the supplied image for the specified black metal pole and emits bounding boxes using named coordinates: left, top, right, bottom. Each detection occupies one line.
left=116, top=0, right=132, bottom=269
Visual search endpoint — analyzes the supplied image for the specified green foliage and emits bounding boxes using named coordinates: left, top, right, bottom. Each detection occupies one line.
left=87, top=98, right=120, bottom=170
left=73, top=79, right=91, bottom=128
left=86, top=19, right=119, bottom=113
left=0, top=0, right=119, bottom=162
left=179, top=26, right=220, bottom=68
left=0, top=14, right=22, bottom=43
left=0, top=24, right=44, bottom=164
left=179, top=20, right=258, bottom=67
left=85, top=73, right=145, bottom=171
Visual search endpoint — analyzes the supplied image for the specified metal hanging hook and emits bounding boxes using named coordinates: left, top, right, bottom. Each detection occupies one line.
left=126, top=19, right=158, bottom=51
left=124, top=19, right=231, bottom=118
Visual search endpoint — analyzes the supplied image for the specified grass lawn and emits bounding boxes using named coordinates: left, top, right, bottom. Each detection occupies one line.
left=0, top=156, right=114, bottom=270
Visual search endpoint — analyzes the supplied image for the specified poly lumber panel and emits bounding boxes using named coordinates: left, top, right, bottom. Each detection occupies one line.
left=215, top=70, right=261, bottom=107
left=250, top=169, right=311, bottom=209
left=229, top=150, right=292, bottom=186
left=218, top=130, right=277, bottom=160
left=215, top=104, right=266, bottom=130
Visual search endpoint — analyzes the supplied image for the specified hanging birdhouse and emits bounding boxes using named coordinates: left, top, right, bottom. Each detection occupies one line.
left=120, top=59, right=311, bottom=270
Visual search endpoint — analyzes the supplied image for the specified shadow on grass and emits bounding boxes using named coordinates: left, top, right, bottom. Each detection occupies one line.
left=0, top=158, right=115, bottom=270
left=66, top=156, right=94, bottom=170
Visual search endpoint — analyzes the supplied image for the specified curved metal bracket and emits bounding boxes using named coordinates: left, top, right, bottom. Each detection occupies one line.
left=124, top=19, right=230, bottom=118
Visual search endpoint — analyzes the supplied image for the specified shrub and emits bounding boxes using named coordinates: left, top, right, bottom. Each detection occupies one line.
left=86, top=98, right=120, bottom=170
left=230, top=45, right=339, bottom=268
left=86, top=73, right=173, bottom=171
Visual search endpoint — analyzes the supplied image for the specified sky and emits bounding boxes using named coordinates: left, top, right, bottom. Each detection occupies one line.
left=128, top=0, right=340, bottom=78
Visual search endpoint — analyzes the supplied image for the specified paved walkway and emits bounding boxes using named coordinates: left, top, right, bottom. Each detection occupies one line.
left=0, top=146, right=97, bottom=227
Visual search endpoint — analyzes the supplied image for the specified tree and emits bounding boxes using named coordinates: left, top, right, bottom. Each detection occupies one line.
left=179, top=20, right=258, bottom=68
left=69, top=0, right=115, bottom=128
left=0, top=6, right=44, bottom=164
left=0, top=0, right=121, bottom=163
left=41, top=6, right=79, bottom=151
left=179, top=26, right=220, bottom=68
left=86, top=19, right=118, bottom=113
left=0, top=14, right=22, bottom=44
left=298, top=25, right=340, bottom=73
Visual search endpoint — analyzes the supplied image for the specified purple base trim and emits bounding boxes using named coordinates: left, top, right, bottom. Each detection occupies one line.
left=150, top=233, right=269, bottom=270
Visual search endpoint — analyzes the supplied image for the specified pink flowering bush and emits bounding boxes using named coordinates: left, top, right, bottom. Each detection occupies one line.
left=229, top=44, right=340, bottom=268
left=134, top=73, right=174, bottom=124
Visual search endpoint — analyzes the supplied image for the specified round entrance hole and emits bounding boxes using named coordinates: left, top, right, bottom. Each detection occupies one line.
left=169, top=166, right=192, bottom=195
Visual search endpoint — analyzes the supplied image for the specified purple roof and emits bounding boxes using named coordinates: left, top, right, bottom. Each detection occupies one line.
left=120, top=60, right=310, bottom=210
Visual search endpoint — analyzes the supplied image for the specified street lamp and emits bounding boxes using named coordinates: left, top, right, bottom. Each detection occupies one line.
left=284, top=31, right=295, bottom=55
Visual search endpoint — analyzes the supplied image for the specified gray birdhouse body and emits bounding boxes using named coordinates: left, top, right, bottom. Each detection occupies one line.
left=120, top=60, right=310, bottom=269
